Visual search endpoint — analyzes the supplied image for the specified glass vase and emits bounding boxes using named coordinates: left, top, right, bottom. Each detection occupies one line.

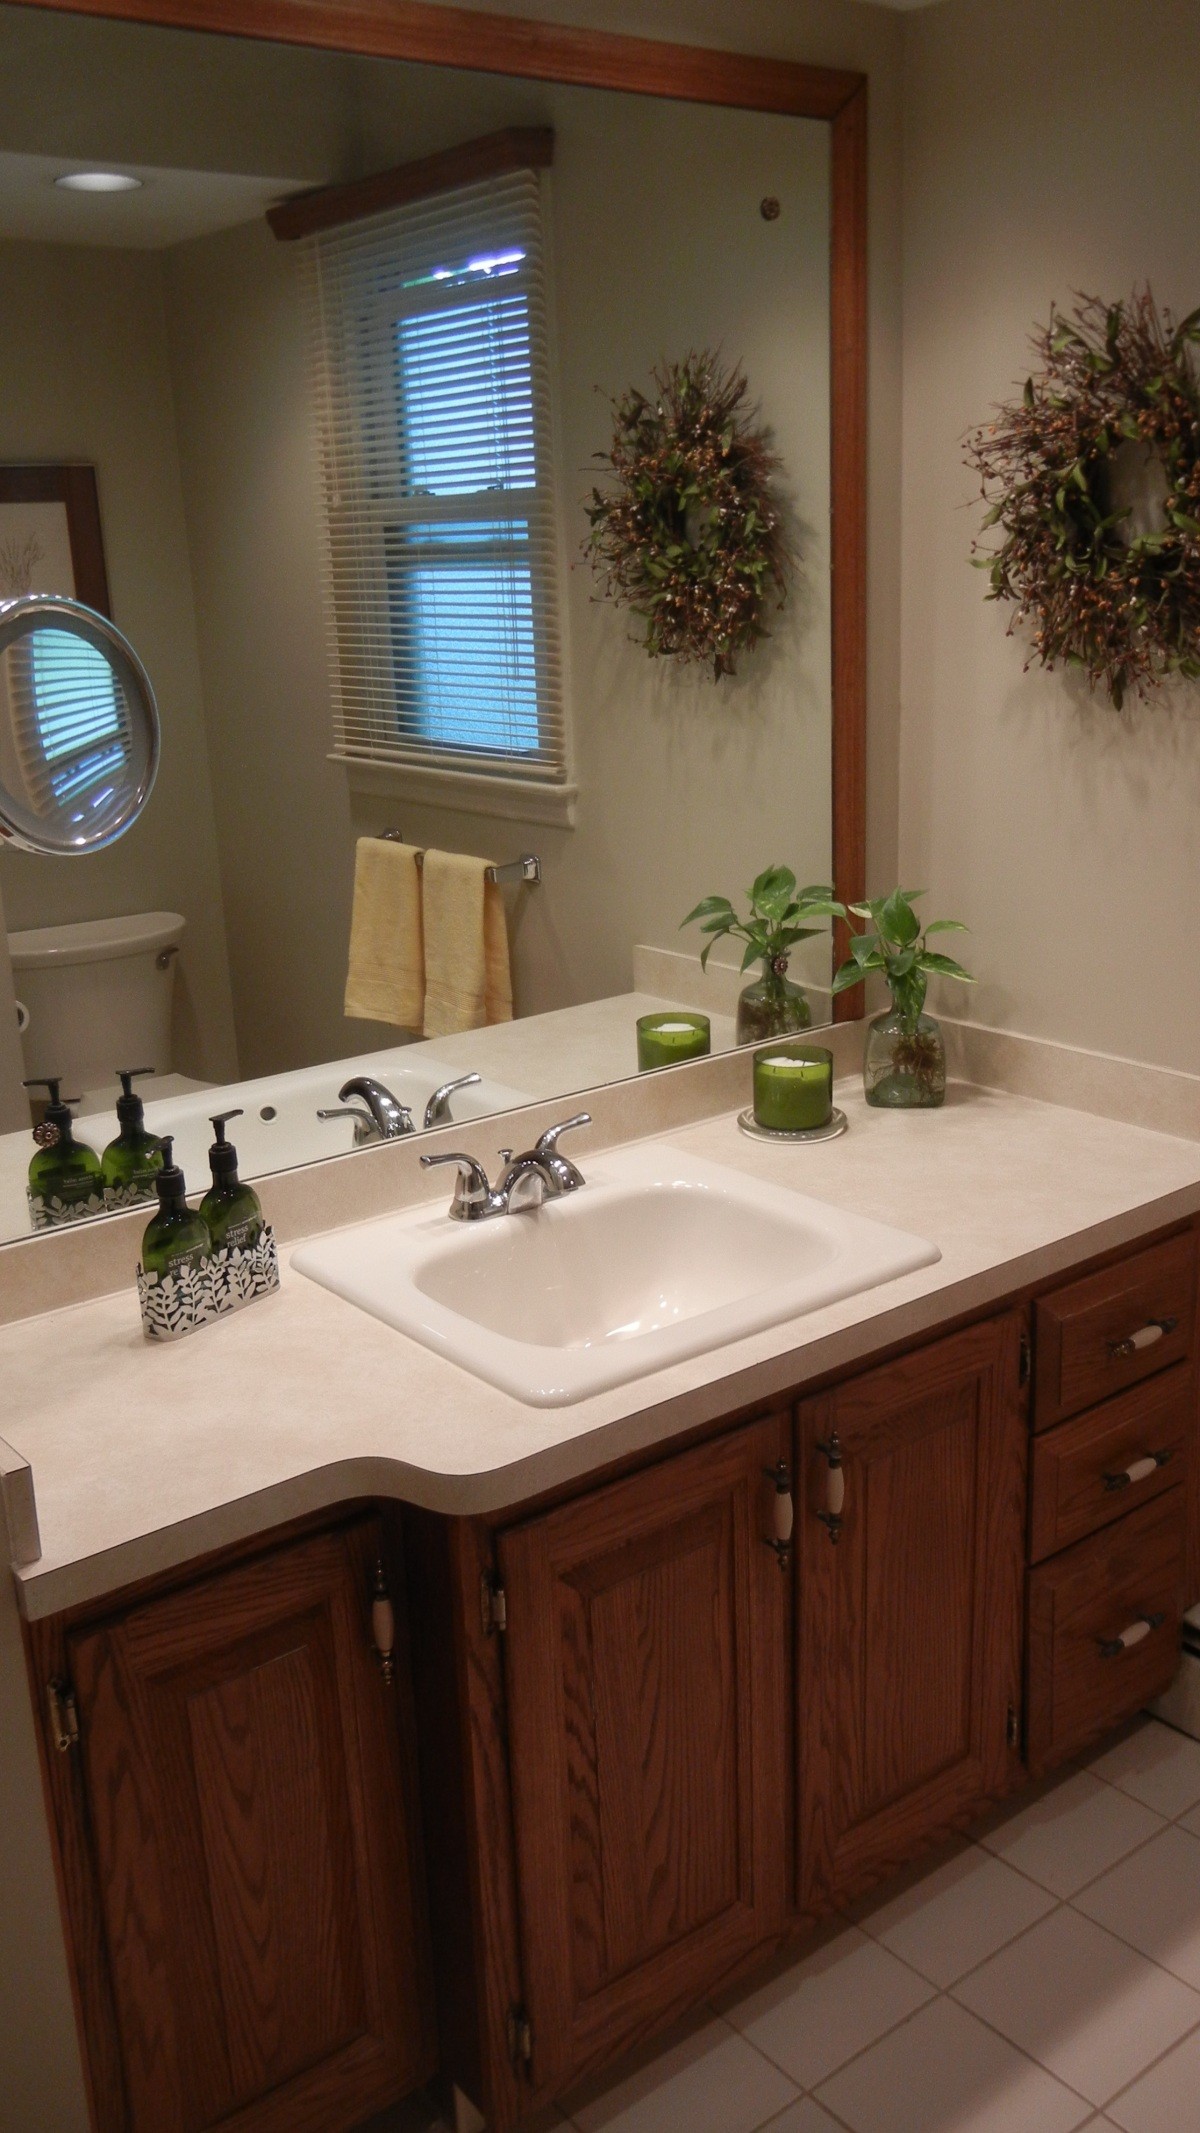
left=736, top=960, right=812, bottom=1046
left=863, top=1008, right=947, bottom=1109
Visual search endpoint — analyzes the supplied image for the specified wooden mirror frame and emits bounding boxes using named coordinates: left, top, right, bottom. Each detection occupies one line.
left=7, top=0, right=868, bottom=1014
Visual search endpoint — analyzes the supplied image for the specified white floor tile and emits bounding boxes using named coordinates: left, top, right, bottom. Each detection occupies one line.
left=1075, top=1823, right=1200, bottom=1988
left=569, top=2015, right=798, bottom=2133
left=1086, top=1721, right=1200, bottom=1820
left=953, top=1905, right=1200, bottom=2106
left=1105, top=2024, right=1200, bottom=2132
left=720, top=1925, right=934, bottom=2089
left=760, top=2105, right=846, bottom=2133
left=815, top=1996, right=1090, bottom=2133
left=860, top=1843, right=1058, bottom=1986
left=976, top=1771, right=1165, bottom=1897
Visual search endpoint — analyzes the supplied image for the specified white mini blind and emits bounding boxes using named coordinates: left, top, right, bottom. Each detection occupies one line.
left=302, top=168, right=567, bottom=789
left=10, top=629, right=132, bottom=812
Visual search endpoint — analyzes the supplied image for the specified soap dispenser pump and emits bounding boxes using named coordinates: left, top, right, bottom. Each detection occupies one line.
left=101, top=1067, right=164, bottom=1208
left=140, top=1136, right=212, bottom=1281
left=199, top=1111, right=264, bottom=1255
left=23, top=1077, right=104, bottom=1226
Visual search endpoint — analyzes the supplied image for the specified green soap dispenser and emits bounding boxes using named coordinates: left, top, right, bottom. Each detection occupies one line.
left=140, top=1136, right=212, bottom=1280
left=101, top=1068, right=164, bottom=1209
left=24, top=1078, right=104, bottom=1225
left=199, top=1111, right=264, bottom=1255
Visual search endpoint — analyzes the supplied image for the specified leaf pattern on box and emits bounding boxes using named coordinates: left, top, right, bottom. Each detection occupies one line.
left=137, top=1229, right=280, bottom=1341
left=104, top=1180, right=156, bottom=1213
left=28, top=1188, right=107, bottom=1233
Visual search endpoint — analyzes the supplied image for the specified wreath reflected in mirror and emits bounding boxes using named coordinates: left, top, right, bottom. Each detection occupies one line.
left=967, top=290, right=1200, bottom=708
left=585, top=351, right=793, bottom=680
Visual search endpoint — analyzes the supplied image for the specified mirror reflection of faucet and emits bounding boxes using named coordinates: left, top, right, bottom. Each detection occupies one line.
left=317, top=1076, right=415, bottom=1145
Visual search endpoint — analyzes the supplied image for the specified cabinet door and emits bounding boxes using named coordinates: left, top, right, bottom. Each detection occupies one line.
left=70, top=1517, right=435, bottom=2133
left=498, top=1416, right=791, bottom=2099
left=798, top=1313, right=1027, bottom=1914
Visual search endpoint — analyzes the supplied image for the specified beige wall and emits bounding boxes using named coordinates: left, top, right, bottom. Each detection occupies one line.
left=0, top=241, right=238, bottom=1086
left=165, top=87, right=835, bottom=1071
left=900, top=0, right=1200, bottom=1071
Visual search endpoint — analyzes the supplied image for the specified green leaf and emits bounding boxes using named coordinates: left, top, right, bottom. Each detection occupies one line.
left=923, top=918, right=969, bottom=935
left=680, top=895, right=734, bottom=929
left=880, top=887, right=921, bottom=948
left=831, top=963, right=868, bottom=994
left=920, top=952, right=975, bottom=981
left=750, top=865, right=797, bottom=919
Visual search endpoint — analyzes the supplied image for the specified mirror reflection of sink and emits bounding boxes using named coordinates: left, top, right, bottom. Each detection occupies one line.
left=293, top=1144, right=941, bottom=1407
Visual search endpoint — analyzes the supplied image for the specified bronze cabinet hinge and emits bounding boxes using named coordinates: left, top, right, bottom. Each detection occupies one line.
left=507, top=2005, right=532, bottom=2069
left=481, top=1571, right=508, bottom=1635
left=47, top=1679, right=79, bottom=1753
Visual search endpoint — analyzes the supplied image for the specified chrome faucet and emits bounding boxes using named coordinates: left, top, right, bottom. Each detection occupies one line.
left=421, top=1112, right=591, bottom=1221
left=318, top=1075, right=415, bottom=1146
left=423, top=1072, right=482, bottom=1130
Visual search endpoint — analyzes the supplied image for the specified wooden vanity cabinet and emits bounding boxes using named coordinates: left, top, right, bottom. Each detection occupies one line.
left=796, top=1311, right=1028, bottom=1915
left=30, top=1513, right=435, bottom=2133
left=495, top=1414, right=791, bottom=2102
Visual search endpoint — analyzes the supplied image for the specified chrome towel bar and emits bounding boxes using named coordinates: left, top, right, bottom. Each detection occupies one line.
left=378, top=829, right=540, bottom=886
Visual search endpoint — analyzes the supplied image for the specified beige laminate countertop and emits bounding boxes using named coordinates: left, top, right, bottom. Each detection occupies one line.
left=6, top=1079, right=1200, bottom=1621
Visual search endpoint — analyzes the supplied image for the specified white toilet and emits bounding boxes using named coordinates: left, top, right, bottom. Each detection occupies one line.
left=9, top=911, right=186, bottom=1103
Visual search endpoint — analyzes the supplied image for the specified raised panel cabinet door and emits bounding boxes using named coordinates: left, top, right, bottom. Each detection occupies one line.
left=68, top=1517, right=435, bottom=2133
left=497, top=1415, right=791, bottom=2101
left=798, top=1312, right=1027, bottom=1915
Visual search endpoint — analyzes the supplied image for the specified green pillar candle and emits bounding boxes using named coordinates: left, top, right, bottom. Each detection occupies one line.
left=753, top=1044, right=834, bottom=1132
left=636, top=1012, right=711, bottom=1072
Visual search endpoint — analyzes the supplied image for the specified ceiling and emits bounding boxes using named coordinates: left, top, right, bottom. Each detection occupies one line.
left=0, top=151, right=306, bottom=249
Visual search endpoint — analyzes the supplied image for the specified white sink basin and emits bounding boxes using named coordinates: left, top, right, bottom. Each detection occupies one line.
left=293, top=1143, right=940, bottom=1407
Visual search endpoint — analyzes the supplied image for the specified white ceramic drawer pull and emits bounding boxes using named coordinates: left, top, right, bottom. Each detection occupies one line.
left=1098, top=1611, right=1165, bottom=1659
left=814, top=1432, right=845, bottom=1545
left=1108, top=1316, right=1177, bottom=1361
left=763, top=1460, right=794, bottom=1570
left=371, top=1557, right=396, bottom=1685
left=1103, top=1449, right=1174, bottom=1493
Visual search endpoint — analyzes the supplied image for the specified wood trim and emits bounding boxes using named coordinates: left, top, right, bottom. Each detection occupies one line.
left=829, top=81, right=868, bottom=1019
left=269, top=123, right=555, bottom=241
left=0, top=463, right=110, bottom=616
left=4, top=1, right=865, bottom=118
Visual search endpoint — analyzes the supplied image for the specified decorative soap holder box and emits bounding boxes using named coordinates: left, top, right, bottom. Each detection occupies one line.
left=136, top=1227, right=280, bottom=1342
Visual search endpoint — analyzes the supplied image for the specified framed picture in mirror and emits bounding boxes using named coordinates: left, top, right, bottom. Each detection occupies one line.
left=0, top=465, right=110, bottom=615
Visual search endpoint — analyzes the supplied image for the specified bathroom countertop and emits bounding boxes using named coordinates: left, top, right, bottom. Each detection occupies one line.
left=6, top=1078, right=1200, bottom=1620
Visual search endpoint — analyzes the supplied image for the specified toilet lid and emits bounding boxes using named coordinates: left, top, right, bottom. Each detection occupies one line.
left=8, top=911, right=184, bottom=969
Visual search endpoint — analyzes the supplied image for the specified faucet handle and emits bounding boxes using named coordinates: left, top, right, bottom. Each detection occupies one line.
left=420, top=1150, right=495, bottom=1220
left=533, top=1112, right=591, bottom=1192
left=318, top=1104, right=375, bottom=1131
left=423, top=1072, right=483, bottom=1131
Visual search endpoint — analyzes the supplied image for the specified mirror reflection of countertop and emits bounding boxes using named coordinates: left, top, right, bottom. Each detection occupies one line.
left=5, top=1079, right=1200, bottom=1620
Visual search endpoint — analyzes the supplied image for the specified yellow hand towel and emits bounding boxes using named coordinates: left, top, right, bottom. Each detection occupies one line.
left=422, top=849, right=514, bottom=1038
left=343, top=837, right=425, bottom=1029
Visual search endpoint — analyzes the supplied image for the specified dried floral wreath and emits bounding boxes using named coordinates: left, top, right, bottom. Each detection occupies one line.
left=585, top=351, right=792, bottom=680
left=966, top=290, right=1200, bottom=708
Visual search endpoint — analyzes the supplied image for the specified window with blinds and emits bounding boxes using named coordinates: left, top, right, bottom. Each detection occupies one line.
left=10, top=629, right=132, bottom=812
left=303, top=168, right=568, bottom=800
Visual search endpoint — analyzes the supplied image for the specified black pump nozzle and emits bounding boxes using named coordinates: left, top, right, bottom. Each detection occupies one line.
left=115, top=1066, right=155, bottom=1129
left=208, top=1110, right=244, bottom=1185
left=154, top=1135, right=189, bottom=1213
left=23, top=1078, right=81, bottom=1134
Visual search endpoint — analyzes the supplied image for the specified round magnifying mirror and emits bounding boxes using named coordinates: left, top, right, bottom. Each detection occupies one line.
left=0, top=593, right=159, bottom=855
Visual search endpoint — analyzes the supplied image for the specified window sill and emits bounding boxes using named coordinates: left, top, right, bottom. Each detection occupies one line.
left=334, top=754, right=577, bottom=829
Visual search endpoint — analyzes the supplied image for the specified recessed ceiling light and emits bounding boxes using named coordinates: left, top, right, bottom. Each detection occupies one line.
left=54, top=171, right=143, bottom=194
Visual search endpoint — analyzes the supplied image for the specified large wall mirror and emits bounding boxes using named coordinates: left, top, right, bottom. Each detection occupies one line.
left=0, top=0, right=866, bottom=1244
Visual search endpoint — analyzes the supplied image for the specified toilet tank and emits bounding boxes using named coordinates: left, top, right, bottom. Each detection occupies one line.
left=9, top=911, right=185, bottom=1100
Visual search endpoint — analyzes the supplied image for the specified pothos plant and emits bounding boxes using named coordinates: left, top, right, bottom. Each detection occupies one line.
left=833, top=889, right=973, bottom=1101
left=833, top=889, right=974, bottom=1020
left=682, top=867, right=844, bottom=1043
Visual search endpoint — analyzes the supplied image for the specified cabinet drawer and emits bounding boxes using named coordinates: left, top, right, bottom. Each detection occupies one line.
left=1030, top=1365, right=1193, bottom=1562
left=1027, top=1488, right=1184, bottom=1772
left=1033, top=1231, right=1196, bottom=1430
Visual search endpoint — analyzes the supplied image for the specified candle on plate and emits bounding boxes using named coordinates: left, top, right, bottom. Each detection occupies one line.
left=753, top=1044, right=833, bottom=1133
left=636, top=1012, right=711, bottom=1072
